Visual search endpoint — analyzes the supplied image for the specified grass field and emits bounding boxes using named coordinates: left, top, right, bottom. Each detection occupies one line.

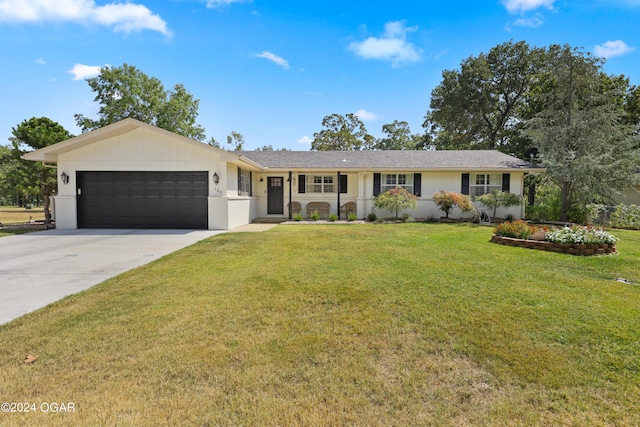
left=0, top=207, right=45, bottom=224
left=0, top=224, right=638, bottom=426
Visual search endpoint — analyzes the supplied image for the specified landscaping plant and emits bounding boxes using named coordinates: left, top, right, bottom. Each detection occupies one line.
left=494, top=221, right=619, bottom=245
left=475, top=190, right=523, bottom=218
left=373, top=187, right=418, bottom=219
left=609, top=204, right=640, bottom=230
left=432, top=190, right=475, bottom=219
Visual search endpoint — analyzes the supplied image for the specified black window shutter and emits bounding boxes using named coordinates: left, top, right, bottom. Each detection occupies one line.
left=249, top=171, right=253, bottom=196
left=413, top=173, right=422, bottom=197
left=298, top=175, right=306, bottom=193
left=340, top=174, right=348, bottom=194
left=237, top=167, right=241, bottom=196
left=502, top=173, right=510, bottom=192
left=373, top=173, right=381, bottom=196
left=461, top=173, right=470, bottom=195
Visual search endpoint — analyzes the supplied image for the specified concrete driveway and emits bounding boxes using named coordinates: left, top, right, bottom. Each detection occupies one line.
left=0, top=228, right=227, bottom=325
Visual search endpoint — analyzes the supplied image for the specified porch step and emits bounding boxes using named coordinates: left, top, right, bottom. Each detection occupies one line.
left=251, top=218, right=288, bottom=224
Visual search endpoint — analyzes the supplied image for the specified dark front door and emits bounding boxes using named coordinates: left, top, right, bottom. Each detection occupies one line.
left=76, top=171, right=208, bottom=229
left=267, top=177, right=284, bottom=214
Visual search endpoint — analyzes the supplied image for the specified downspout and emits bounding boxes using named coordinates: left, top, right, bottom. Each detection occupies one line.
left=288, top=171, right=292, bottom=220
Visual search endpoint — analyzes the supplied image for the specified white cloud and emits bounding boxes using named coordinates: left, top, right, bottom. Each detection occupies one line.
left=502, top=0, right=555, bottom=14
left=68, top=63, right=101, bottom=80
left=35, top=58, right=46, bottom=64
left=594, top=40, right=635, bottom=58
left=205, top=0, right=250, bottom=7
left=512, top=14, right=544, bottom=28
left=297, top=136, right=312, bottom=145
left=0, top=0, right=170, bottom=36
left=254, top=51, right=290, bottom=69
left=354, top=109, right=378, bottom=121
left=348, top=20, right=422, bottom=67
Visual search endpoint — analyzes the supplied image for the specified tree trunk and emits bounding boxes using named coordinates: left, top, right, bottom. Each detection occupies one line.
left=559, top=183, right=571, bottom=223
left=43, top=194, right=51, bottom=225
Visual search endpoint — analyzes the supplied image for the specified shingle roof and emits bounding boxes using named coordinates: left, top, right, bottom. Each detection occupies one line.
left=239, top=150, right=540, bottom=171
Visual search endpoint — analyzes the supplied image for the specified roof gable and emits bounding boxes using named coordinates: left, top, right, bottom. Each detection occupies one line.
left=23, top=118, right=235, bottom=163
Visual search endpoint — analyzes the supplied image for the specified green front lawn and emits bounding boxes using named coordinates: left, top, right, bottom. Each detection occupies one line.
left=1, top=224, right=638, bottom=426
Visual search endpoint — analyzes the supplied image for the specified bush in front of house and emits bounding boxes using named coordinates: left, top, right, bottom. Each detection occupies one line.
left=374, top=187, right=418, bottom=219
left=432, top=190, right=475, bottom=219
left=475, top=190, right=523, bottom=218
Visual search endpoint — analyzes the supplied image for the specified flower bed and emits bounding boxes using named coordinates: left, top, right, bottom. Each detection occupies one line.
left=491, top=221, right=618, bottom=256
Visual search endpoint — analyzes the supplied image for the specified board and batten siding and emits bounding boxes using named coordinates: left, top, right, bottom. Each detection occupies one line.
left=54, top=127, right=231, bottom=229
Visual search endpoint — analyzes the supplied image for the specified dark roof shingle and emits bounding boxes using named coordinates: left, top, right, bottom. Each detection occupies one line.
left=239, top=150, right=539, bottom=171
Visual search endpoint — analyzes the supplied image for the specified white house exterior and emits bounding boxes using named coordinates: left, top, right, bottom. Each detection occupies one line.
left=23, top=118, right=542, bottom=230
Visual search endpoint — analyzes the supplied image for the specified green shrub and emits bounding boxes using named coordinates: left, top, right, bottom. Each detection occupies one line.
left=493, top=220, right=533, bottom=239
left=367, top=212, right=377, bottom=222
left=373, top=187, right=418, bottom=219
left=328, top=213, right=338, bottom=222
left=475, top=190, right=523, bottom=218
left=402, top=213, right=415, bottom=223
left=293, top=213, right=303, bottom=222
left=609, top=204, right=640, bottom=230
left=347, top=212, right=357, bottom=222
left=432, top=190, right=475, bottom=219
left=310, top=210, right=320, bottom=221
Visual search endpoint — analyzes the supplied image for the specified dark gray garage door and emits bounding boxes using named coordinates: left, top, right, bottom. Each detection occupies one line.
left=77, top=171, right=208, bottom=229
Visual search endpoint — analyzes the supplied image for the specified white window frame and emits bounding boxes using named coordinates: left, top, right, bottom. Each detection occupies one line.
left=239, top=168, right=251, bottom=196
left=470, top=173, right=502, bottom=196
left=307, top=175, right=335, bottom=193
left=381, top=173, right=413, bottom=194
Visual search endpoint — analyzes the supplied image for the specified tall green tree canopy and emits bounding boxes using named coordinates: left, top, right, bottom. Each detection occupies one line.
left=524, top=45, right=640, bottom=221
left=0, top=145, right=17, bottom=205
left=311, top=113, right=374, bottom=151
left=425, top=40, right=545, bottom=157
left=9, top=117, right=73, bottom=223
left=75, top=63, right=206, bottom=141
left=373, top=120, right=426, bottom=150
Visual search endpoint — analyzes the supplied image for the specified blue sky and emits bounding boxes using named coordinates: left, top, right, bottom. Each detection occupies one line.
left=1, top=0, right=639, bottom=150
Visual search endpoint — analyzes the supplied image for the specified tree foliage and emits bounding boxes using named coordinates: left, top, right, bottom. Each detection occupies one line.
left=8, top=117, right=73, bottom=223
left=524, top=45, right=640, bottom=221
left=0, top=145, right=18, bottom=205
left=312, top=113, right=374, bottom=151
left=373, top=187, right=418, bottom=219
left=226, top=131, right=245, bottom=151
left=475, top=190, right=523, bottom=218
left=373, top=120, right=426, bottom=150
left=425, top=40, right=544, bottom=156
left=432, top=190, right=475, bottom=219
left=75, top=63, right=206, bottom=141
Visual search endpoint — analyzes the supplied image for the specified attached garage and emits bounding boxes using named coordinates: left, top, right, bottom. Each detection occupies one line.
left=77, top=171, right=208, bottom=229
left=21, top=118, right=252, bottom=230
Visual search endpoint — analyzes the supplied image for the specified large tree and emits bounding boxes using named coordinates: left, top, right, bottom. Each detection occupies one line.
left=75, top=63, right=206, bottom=141
left=0, top=145, right=18, bottom=205
left=311, top=113, right=374, bottom=151
left=425, top=40, right=544, bottom=157
left=9, top=117, right=73, bottom=223
left=524, top=45, right=640, bottom=221
left=373, top=120, right=426, bottom=150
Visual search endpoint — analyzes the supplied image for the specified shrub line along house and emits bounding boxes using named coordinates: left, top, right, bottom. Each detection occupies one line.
left=23, top=118, right=542, bottom=230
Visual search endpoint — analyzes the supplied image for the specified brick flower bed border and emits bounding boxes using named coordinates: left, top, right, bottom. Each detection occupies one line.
left=490, top=235, right=617, bottom=256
